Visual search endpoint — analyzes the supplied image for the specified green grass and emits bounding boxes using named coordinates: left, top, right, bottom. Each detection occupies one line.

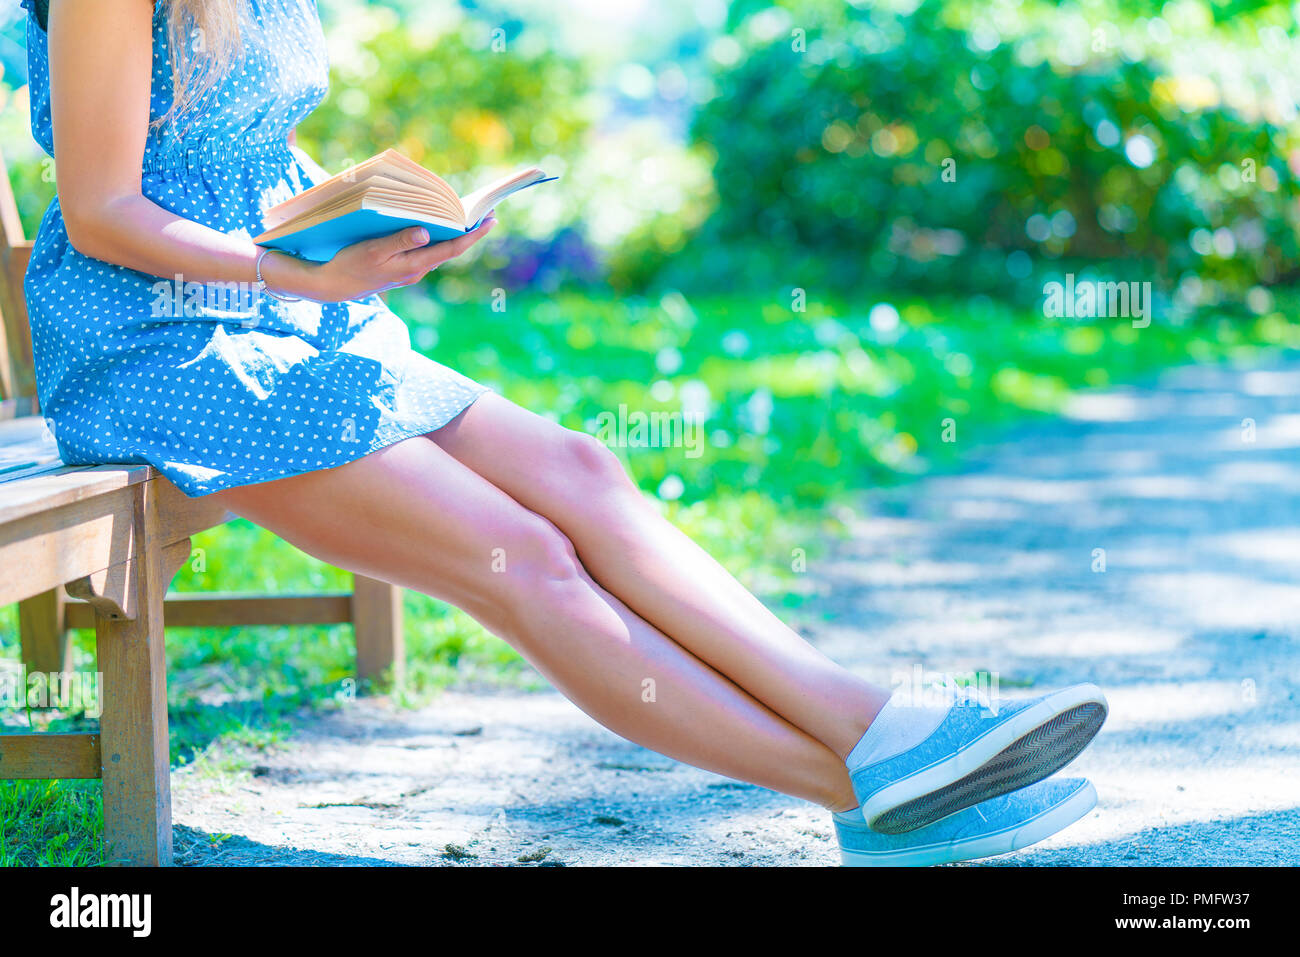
left=401, top=288, right=1300, bottom=505
left=3, top=287, right=1296, bottom=864
left=0, top=778, right=103, bottom=866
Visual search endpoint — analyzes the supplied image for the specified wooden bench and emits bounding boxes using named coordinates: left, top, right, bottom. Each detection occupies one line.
left=0, top=148, right=405, bottom=865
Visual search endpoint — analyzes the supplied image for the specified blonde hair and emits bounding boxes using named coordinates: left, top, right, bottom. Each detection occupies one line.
left=154, top=0, right=249, bottom=130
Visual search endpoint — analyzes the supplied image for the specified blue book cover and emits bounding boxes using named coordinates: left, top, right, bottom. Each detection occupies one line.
left=258, top=209, right=475, bottom=263
left=255, top=165, right=557, bottom=263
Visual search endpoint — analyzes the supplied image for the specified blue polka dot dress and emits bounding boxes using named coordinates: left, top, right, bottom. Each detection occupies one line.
left=19, top=0, right=489, bottom=497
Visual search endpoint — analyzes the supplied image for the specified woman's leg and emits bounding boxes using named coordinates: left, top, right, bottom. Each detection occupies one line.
left=429, top=394, right=890, bottom=759
left=210, top=432, right=858, bottom=812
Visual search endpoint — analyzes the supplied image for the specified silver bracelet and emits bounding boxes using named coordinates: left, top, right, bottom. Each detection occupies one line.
left=255, top=247, right=302, bottom=302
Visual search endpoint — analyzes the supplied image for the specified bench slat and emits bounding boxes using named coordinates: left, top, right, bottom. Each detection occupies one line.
left=0, top=732, right=102, bottom=780
left=0, top=486, right=138, bottom=606
left=64, top=592, right=354, bottom=629
left=0, top=414, right=60, bottom=480
left=0, top=463, right=152, bottom=526
left=0, top=397, right=37, bottom=420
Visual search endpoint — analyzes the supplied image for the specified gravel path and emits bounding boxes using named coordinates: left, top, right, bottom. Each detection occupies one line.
left=173, top=360, right=1300, bottom=866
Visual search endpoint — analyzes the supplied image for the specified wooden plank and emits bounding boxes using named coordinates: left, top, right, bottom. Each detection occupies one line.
left=0, top=245, right=35, bottom=403
left=65, top=592, right=353, bottom=630
left=162, top=592, right=353, bottom=627
left=0, top=474, right=224, bottom=607
left=0, top=145, right=30, bottom=405
left=0, top=318, right=14, bottom=407
left=96, top=481, right=172, bottom=867
left=0, top=463, right=149, bottom=525
left=0, top=414, right=61, bottom=481
left=0, top=733, right=102, bottom=780
left=0, top=397, right=38, bottom=419
left=6, top=243, right=32, bottom=280
left=0, top=485, right=137, bottom=607
left=0, top=147, right=27, bottom=246
left=353, top=575, right=404, bottom=689
left=0, top=458, right=66, bottom=483
left=17, top=587, right=69, bottom=674
left=64, top=539, right=186, bottom=622
left=67, top=557, right=138, bottom=621
left=150, top=477, right=232, bottom=545
left=0, top=413, right=48, bottom=442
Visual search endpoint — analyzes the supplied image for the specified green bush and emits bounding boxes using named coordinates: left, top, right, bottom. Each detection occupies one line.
left=667, top=0, right=1298, bottom=310
left=298, top=6, right=587, bottom=186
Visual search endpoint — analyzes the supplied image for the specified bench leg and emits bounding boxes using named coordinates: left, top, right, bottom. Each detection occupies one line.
left=17, top=588, right=69, bottom=676
left=352, top=574, right=404, bottom=690
left=95, top=560, right=171, bottom=865
left=95, top=488, right=188, bottom=866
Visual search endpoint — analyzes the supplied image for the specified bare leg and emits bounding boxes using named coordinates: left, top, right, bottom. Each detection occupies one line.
left=430, top=393, right=889, bottom=758
left=210, top=432, right=858, bottom=811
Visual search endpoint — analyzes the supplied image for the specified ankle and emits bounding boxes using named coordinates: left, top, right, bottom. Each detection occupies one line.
left=822, top=771, right=859, bottom=814
left=843, top=692, right=952, bottom=770
left=830, top=687, right=892, bottom=761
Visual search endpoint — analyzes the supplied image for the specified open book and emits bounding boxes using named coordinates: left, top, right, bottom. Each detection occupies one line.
left=254, top=149, right=556, bottom=262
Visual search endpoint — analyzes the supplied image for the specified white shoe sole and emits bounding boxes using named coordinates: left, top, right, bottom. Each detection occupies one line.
left=863, top=683, right=1107, bottom=834
left=841, top=779, right=1097, bottom=866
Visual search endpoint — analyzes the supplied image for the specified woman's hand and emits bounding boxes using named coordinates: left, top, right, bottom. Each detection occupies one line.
left=261, top=214, right=497, bottom=303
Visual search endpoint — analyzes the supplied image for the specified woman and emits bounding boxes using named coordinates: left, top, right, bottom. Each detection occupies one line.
left=20, top=0, right=1107, bottom=865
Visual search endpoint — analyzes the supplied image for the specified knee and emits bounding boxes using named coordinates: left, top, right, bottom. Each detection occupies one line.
left=501, top=512, right=585, bottom=590
left=486, top=513, right=589, bottom=633
left=557, top=428, right=640, bottom=498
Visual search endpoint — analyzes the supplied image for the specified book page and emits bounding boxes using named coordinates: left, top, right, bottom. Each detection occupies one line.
left=257, top=150, right=552, bottom=244
left=461, top=167, right=550, bottom=227
left=262, top=149, right=460, bottom=229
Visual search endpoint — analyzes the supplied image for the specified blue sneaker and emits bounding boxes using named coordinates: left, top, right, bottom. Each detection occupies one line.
left=853, top=683, right=1107, bottom=834
left=835, top=777, right=1096, bottom=866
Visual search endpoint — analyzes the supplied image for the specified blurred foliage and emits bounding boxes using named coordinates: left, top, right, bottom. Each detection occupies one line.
left=0, top=82, right=54, bottom=236
left=0, top=0, right=719, bottom=296
left=669, top=0, right=1300, bottom=312
left=302, top=1, right=717, bottom=297
left=8, top=0, right=1297, bottom=308
left=299, top=4, right=588, bottom=181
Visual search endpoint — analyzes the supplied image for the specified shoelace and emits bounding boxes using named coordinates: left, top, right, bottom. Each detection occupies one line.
left=932, top=677, right=997, bottom=710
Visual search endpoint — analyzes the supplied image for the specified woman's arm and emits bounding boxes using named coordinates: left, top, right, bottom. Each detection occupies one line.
left=48, top=0, right=492, bottom=303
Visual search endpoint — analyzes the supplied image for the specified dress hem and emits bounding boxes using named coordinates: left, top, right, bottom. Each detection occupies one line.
left=150, top=385, right=492, bottom=499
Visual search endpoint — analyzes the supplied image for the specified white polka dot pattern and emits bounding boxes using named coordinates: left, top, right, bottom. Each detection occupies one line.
left=19, top=0, right=489, bottom=497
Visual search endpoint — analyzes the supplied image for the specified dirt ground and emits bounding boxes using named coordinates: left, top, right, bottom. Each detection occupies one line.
left=172, top=361, right=1300, bottom=866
